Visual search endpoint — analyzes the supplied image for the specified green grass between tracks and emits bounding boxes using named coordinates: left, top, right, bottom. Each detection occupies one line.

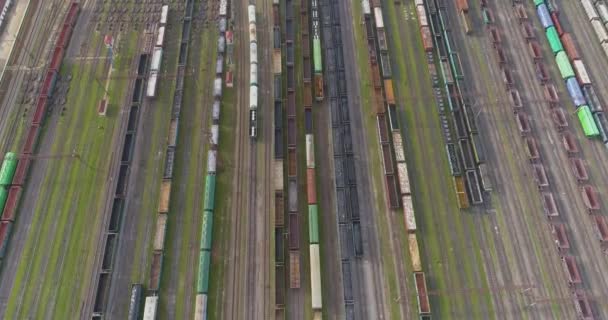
left=382, top=1, right=494, bottom=318
left=4, top=29, right=136, bottom=318
left=350, top=3, right=404, bottom=319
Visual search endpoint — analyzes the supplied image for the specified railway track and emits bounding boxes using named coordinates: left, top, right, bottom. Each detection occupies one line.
left=224, top=0, right=251, bottom=318
left=0, top=0, right=67, bottom=153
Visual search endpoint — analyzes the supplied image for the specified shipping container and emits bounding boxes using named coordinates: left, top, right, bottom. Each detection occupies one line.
left=308, top=204, right=319, bottom=244
left=142, top=296, right=158, bottom=320
left=194, top=294, right=207, bottom=320
left=408, top=234, right=422, bottom=271
left=310, top=244, right=322, bottom=309
left=250, top=62, right=258, bottom=86
left=156, top=27, right=165, bottom=47
left=249, top=23, right=257, bottom=43
left=417, top=5, right=429, bottom=27
left=200, top=210, right=213, bottom=250
left=420, top=26, right=433, bottom=51
left=289, top=251, right=300, bottom=288
left=153, top=213, right=168, bottom=251
left=197, top=251, right=211, bottom=293
left=403, top=195, right=416, bottom=232
left=274, top=160, right=284, bottom=191
left=250, top=42, right=258, bottom=64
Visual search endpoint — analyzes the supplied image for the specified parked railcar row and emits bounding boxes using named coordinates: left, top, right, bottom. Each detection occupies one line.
left=272, top=0, right=286, bottom=318
left=365, top=0, right=402, bottom=210
left=136, top=3, right=195, bottom=319
left=303, top=0, right=323, bottom=317
left=282, top=0, right=302, bottom=294
left=480, top=1, right=598, bottom=318
left=320, top=0, right=363, bottom=315
left=145, top=5, right=168, bottom=98
left=248, top=4, right=258, bottom=138
left=532, top=0, right=607, bottom=140
left=375, top=0, right=433, bottom=315
left=427, top=0, right=485, bottom=207
left=0, top=0, right=13, bottom=31
left=0, top=1, right=79, bottom=273
left=94, top=52, right=150, bottom=319
left=580, top=0, right=608, bottom=57
left=365, top=0, right=431, bottom=317
left=190, top=1, right=228, bottom=320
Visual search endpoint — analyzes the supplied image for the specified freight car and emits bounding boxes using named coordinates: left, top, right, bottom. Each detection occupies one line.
left=311, top=0, right=324, bottom=101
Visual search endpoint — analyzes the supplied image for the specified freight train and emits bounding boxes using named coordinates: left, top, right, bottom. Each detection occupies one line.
left=311, top=0, right=324, bottom=101
left=249, top=4, right=258, bottom=138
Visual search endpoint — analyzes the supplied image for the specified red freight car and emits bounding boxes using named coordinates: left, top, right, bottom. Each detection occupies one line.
left=414, top=272, right=431, bottom=314
left=22, top=125, right=40, bottom=154
left=551, top=12, right=564, bottom=36
left=542, top=192, right=559, bottom=218
left=562, top=132, right=579, bottom=154
left=594, top=215, right=608, bottom=243
left=570, top=158, right=589, bottom=182
left=56, top=24, right=73, bottom=48
left=1, top=186, right=22, bottom=221
left=581, top=185, right=600, bottom=211
left=562, top=256, right=582, bottom=286
left=306, top=168, right=316, bottom=205
left=49, top=47, right=64, bottom=71
left=525, top=138, right=540, bottom=162
left=456, top=0, right=469, bottom=13
left=550, top=223, right=570, bottom=251
left=64, top=2, right=80, bottom=27
left=420, top=26, right=433, bottom=52
left=560, top=33, right=580, bottom=60
left=12, top=157, right=30, bottom=186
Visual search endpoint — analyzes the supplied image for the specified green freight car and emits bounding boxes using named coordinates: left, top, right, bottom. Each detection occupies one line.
left=533, top=0, right=545, bottom=7
left=545, top=26, right=563, bottom=55
left=308, top=205, right=319, bottom=244
left=200, top=210, right=213, bottom=251
left=203, top=174, right=216, bottom=211
left=0, top=187, right=7, bottom=216
left=0, top=152, right=18, bottom=186
left=555, top=51, right=575, bottom=80
left=577, top=105, right=600, bottom=137
left=197, top=250, right=211, bottom=294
